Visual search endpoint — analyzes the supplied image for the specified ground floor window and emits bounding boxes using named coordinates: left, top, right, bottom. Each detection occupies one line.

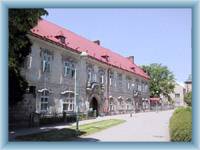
left=109, top=104, right=114, bottom=111
left=63, top=93, right=74, bottom=112
left=109, top=98, right=115, bottom=111
left=40, top=91, right=49, bottom=111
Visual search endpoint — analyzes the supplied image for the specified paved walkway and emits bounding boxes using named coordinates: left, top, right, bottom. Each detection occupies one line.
left=80, top=110, right=174, bottom=142
left=9, top=110, right=174, bottom=141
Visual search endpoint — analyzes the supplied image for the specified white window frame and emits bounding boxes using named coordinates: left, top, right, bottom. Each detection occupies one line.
left=88, top=71, right=92, bottom=82
left=63, top=93, right=74, bottom=112
left=40, top=91, right=49, bottom=111
left=127, top=82, right=130, bottom=90
left=100, top=75, right=104, bottom=84
left=64, top=61, right=75, bottom=78
left=117, top=74, right=122, bottom=88
left=42, top=52, right=51, bottom=73
left=109, top=72, right=114, bottom=87
left=109, top=99, right=114, bottom=111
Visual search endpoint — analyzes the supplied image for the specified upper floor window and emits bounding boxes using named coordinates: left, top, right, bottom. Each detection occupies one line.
left=175, top=93, right=180, bottom=98
left=23, top=55, right=32, bottom=69
left=145, top=82, right=148, bottom=93
left=126, top=77, right=132, bottom=91
left=64, top=61, right=75, bottom=78
left=109, top=71, right=114, bottom=86
left=42, top=50, right=52, bottom=73
left=141, top=82, right=145, bottom=92
left=87, top=65, right=94, bottom=83
left=87, top=68, right=92, bottom=82
left=117, top=73, right=122, bottom=88
left=98, top=69, right=105, bottom=84
left=135, top=79, right=139, bottom=91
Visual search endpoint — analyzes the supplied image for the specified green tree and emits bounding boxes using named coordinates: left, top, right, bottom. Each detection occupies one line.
left=141, top=63, right=175, bottom=101
left=184, top=92, right=192, bottom=106
left=9, top=9, right=48, bottom=107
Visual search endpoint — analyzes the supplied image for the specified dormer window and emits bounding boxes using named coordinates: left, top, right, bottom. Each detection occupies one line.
left=131, top=66, right=135, bottom=71
left=55, top=35, right=66, bottom=44
left=101, top=54, right=109, bottom=62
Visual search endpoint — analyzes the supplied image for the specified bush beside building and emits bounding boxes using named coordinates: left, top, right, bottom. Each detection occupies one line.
left=169, top=107, right=192, bottom=142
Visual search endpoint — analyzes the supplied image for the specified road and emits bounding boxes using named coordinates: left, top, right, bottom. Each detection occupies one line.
left=80, top=110, right=174, bottom=142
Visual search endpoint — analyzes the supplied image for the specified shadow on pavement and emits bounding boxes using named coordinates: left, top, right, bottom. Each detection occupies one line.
left=10, top=128, right=100, bottom=142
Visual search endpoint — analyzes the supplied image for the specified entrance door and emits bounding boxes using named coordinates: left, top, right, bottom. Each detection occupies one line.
left=89, top=97, right=98, bottom=116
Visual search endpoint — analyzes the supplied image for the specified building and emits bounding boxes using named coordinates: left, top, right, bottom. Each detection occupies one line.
left=184, top=74, right=192, bottom=93
left=170, top=82, right=185, bottom=107
left=11, top=19, right=150, bottom=126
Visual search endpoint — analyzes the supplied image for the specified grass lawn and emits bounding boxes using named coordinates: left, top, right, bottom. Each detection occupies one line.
left=15, top=119, right=125, bottom=141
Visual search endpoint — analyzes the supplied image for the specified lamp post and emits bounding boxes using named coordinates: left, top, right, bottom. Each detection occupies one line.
left=156, top=90, right=159, bottom=113
left=74, top=68, right=79, bottom=134
left=74, top=52, right=88, bottom=135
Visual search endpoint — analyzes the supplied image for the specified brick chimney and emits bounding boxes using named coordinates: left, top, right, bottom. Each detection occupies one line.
left=127, top=56, right=134, bottom=64
left=93, top=40, right=100, bottom=45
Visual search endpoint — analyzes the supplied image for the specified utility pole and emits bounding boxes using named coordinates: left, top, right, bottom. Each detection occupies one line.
left=74, top=68, right=79, bottom=135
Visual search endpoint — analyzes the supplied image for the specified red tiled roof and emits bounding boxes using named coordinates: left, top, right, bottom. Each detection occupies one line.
left=30, top=19, right=150, bottom=80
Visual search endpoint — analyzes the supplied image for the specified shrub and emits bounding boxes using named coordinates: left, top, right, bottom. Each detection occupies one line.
left=169, top=107, right=192, bottom=142
left=40, top=116, right=63, bottom=125
left=39, top=114, right=76, bottom=125
left=79, top=113, right=88, bottom=121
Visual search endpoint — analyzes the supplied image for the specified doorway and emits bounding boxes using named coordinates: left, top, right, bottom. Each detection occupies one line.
left=89, top=97, right=99, bottom=117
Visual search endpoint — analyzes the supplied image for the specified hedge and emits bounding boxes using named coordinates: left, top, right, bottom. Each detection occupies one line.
left=169, top=107, right=192, bottom=142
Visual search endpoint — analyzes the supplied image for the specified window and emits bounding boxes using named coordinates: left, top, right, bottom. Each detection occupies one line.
left=64, top=62, right=70, bottom=76
left=135, top=79, right=139, bottom=91
left=175, top=93, right=180, bottom=98
left=42, top=51, right=52, bottom=73
left=117, top=73, right=122, bottom=88
left=63, top=93, right=74, bottom=112
left=98, top=70, right=105, bottom=84
left=126, top=77, right=131, bottom=90
left=141, top=82, right=145, bottom=92
left=109, top=98, right=114, bottom=111
left=127, top=82, right=130, bottom=90
left=64, top=61, right=75, bottom=78
left=93, top=73, right=97, bottom=82
left=88, top=70, right=92, bottom=82
left=41, top=91, right=49, bottom=111
left=109, top=71, right=114, bottom=86
left=100, top=74, right=104, bottom=84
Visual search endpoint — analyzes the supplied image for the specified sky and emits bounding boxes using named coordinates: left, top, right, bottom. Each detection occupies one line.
left=43, top=8, right=192, bottom=83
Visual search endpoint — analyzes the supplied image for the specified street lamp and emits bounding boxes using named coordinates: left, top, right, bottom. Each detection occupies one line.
left=156, top=90, right=159, bottom=113
left=74, top=68, right=79, bottom=135
left=74, top=51, right=88, bottom=135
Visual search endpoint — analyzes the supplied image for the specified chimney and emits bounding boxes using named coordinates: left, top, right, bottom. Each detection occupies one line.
left=127, top=56, right=134, bottom=64
left=93, top=40, right=100, bottom=45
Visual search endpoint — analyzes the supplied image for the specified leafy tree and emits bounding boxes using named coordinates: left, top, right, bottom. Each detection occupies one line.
left=9, top=9, right=48, bottom=107
left=141, top=63, right=175, bottom=101
left=184, top=92, right=192, bottom=106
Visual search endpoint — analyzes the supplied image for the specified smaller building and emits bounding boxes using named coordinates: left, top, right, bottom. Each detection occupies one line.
left=170, top=82, right=185, bottom=107
left=160, top=82, right=185, bottom=109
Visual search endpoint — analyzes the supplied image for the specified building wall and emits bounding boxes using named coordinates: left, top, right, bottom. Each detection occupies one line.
left=185, top=82, right=192, bottom=93
left=170, top=83, right=185, bottom=107
left=18, top=35, right=149, bottom=117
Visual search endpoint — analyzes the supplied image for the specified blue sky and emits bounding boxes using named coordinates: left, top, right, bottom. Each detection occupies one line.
left=43, top=8, right=191, bottom=83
